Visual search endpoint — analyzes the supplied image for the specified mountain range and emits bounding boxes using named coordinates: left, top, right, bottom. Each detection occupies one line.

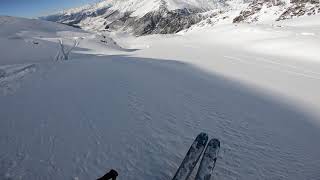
left=43, top=0, right=320, bottom=35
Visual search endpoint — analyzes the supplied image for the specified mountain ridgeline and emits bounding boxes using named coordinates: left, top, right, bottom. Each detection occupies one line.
left=42, top=0, right=320, bottom=35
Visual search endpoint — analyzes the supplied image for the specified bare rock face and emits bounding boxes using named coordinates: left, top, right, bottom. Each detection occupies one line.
left=100, top=1, right=206, bottom=35
left=233, top=0, right=320, bottom=23
left=278, top=0, right=320, bottom=20
left=105, top=8, right=203, bottom=35
left=131, top=8, right=203, bottom=35
left=105, top=12, right=136, bottom=31
left=233, top=0, right=284, bottom=23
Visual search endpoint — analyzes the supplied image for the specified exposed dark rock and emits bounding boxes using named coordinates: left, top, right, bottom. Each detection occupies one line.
left=278, top=0, right=320, bottom=20
left=233, top=0, right=281, bottom=23
left=233, top=0, right=319, bottom=23
left=132, top=8, right=203, bottom=35
left=105, top=12, right=136, bottom=31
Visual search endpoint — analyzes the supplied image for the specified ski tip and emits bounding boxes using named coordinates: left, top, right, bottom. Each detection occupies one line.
left=208, top=138, right=220, bottom=148
left=195, top=133, right=209, bottom=148
left=198, top=132, right=208, bottom=136
left=197, top=132, right=209, bottom=142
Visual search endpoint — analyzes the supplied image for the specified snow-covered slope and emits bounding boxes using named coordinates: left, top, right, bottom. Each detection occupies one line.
left=0, top=16, right=123, bottom=65
left=1, top=15, right=320, bottom=180
left=0, top=15, right=126, bottom=95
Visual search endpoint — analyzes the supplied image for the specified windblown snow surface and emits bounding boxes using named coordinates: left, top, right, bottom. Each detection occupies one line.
left=1, top=15, right=320, bottom=180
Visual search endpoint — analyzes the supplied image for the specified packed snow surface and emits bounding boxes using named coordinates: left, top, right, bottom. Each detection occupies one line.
left=1, top=15, right=320, bottom=180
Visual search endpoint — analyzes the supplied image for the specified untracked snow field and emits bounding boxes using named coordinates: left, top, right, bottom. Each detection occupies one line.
left=1, top=15, right=320, bottom=180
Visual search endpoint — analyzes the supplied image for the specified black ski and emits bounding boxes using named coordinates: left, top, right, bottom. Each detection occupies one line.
left=172, top=133, right=208, bottom=180
left=195, top=138, right=220, bottom=180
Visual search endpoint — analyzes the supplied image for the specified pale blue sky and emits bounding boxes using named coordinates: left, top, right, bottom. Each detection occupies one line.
left=0, top=0, right=101, bottom=18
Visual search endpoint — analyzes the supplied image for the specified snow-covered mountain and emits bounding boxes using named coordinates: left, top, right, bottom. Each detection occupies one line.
left=47, top=0, right=223, bottom=18
left=43, top=0, right=319, bottom=35
left=43, top=0, right=227, bottom=35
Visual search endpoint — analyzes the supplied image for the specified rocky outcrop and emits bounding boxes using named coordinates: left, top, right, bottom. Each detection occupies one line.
left=105, top=12, right=136, bottom=31
left=278, top=0, right=320, bottom=20
left=103, top=8, right=204, bottom=35
left=233, top=0, right=284, bottom=23
left=121, top=8, right=203, bottom=35
left=129, top=1, right=203, bottom=35
left=233, top=0, right=320, bottom=23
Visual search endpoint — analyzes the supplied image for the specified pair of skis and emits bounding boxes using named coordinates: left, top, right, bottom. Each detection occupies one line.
left=172, top=133, right=220, bottom=180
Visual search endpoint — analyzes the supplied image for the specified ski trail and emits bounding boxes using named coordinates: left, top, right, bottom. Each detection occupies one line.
left=0, top=64, right=37, bottom=95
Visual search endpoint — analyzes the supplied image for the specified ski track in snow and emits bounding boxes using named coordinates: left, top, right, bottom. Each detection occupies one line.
left=0, top=64, right=37, bottom=95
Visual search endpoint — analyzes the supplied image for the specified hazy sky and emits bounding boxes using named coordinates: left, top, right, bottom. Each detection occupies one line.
left=0, top=0, right=101, bottom=18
